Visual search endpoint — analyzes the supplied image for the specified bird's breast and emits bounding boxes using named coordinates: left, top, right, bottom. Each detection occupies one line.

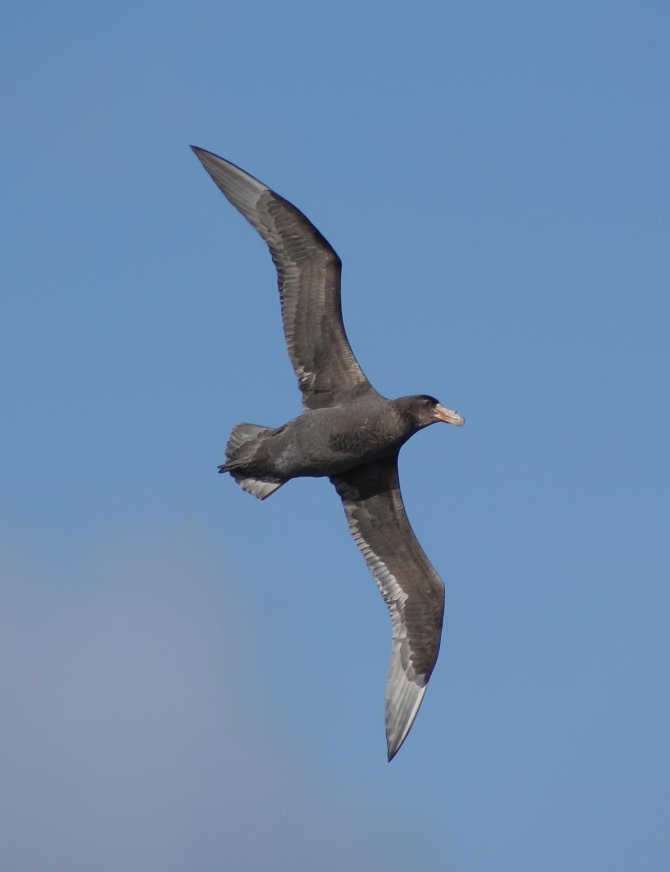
left=270, top=405, right=405, bottom=478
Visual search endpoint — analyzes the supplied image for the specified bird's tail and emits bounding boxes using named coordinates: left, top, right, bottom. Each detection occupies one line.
left=219, top=422, right=285, bottom=500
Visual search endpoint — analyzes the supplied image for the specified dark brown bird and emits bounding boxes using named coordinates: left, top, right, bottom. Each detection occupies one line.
left=192, top=146, right=464, bottom=760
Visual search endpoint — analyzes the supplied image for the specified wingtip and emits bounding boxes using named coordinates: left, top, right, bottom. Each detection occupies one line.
left=191, top=145, right=223, bottom=165
left=384, top=670, right=429, bottom=762
left=386, top=725, right=404, bottom=762
left=385, top=727, right=409, bottom=762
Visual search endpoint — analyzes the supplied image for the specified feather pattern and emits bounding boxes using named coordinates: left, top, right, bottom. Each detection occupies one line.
left=331, top=457, right=445, bottom=760
left=192, top=147, right=377, bottom=410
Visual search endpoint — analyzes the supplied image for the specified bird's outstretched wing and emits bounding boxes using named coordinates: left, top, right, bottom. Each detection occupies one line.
left=330, top=457, right=445, bottom=760
left=192, top=147, right=378, bottom=410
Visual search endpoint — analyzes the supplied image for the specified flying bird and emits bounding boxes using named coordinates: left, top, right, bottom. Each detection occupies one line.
left=192, top=146, right=464, bottom=760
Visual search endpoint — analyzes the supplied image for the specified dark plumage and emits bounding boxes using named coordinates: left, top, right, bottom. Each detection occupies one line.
left=192, top=146, right=464, bottom=760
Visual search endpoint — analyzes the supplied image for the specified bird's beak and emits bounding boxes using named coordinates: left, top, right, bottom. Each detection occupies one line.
left=434, top=404, right=465, bottom=426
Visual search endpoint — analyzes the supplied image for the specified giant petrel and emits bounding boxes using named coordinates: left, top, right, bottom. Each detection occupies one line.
left=192, top=147, right=464, bottom=760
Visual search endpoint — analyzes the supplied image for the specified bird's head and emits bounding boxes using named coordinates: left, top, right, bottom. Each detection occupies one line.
left=396, top=394, right=465, bottom=430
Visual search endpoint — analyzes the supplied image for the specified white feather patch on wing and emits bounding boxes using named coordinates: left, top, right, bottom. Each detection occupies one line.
left=344, top=501, right=428, bottom=761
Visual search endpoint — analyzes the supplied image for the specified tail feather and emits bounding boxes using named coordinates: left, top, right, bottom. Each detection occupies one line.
left=228, top=473, right=284, bottom=500
left=220, top=422, right=285, bottom=500
left=224, top=422, right=270, bottom=458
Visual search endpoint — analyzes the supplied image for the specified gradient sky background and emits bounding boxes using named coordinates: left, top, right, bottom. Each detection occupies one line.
left=2, top=1, right=669, bottom=870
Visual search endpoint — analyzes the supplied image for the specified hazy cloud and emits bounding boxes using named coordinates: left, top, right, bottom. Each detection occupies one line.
left=0, top=534, right=438, bottom=871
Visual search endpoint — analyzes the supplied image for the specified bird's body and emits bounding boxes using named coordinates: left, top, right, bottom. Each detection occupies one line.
left=192, top=146, right=464, bottom=760
left=223, top=395, right=435, bottom=482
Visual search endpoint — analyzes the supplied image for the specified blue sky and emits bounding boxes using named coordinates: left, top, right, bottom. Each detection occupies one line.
left=2, top=1, right=669, bottom=869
